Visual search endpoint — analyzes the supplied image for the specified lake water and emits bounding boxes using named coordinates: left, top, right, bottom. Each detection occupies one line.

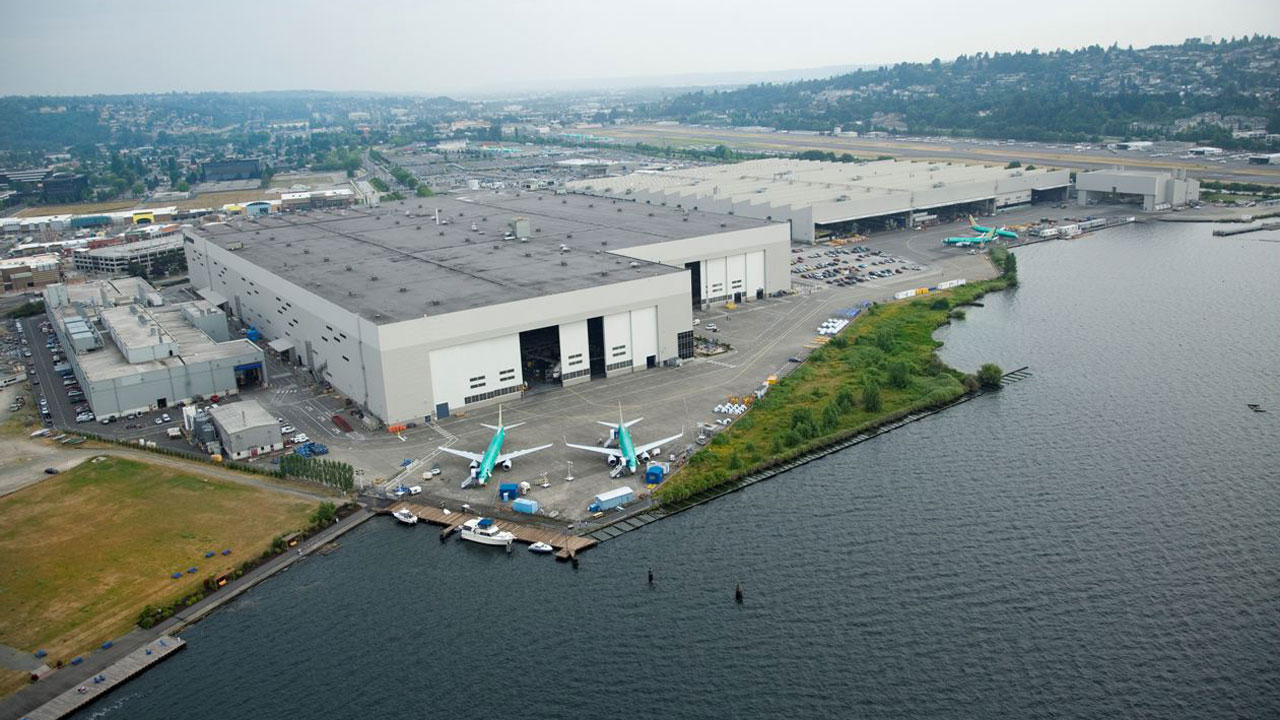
left=76, top=221, right=1280, bottom=720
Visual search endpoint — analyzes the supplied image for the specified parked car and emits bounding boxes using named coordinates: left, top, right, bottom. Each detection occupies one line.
left=705, top=323, right=718, bottom=332
left=44, top=468, right=60, bottom=475
left=161, top=413, right=171, bottom=423
left=280, top=425, right=296, bottom=434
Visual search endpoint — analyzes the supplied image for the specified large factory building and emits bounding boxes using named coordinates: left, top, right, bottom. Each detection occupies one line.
left=566, top=158, right=1072, bottom=242
left=183, top=192, right=789, bottom=425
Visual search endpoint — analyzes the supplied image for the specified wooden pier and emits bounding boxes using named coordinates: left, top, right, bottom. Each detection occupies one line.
left=387, top=501, right=597, bottom=560
left=23, top=636, right=186, bottom=720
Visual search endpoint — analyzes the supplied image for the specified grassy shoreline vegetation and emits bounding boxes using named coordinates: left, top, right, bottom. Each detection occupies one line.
left=0, top=456, right=317, bottom=697
left=655, top=249, right=1018, bottom=505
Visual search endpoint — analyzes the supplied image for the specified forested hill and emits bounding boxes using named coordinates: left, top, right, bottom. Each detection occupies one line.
left=656, top=36, right=1280, bottom=144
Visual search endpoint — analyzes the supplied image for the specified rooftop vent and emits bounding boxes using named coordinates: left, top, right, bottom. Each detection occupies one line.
left=431, top=299, right=441, bottom=306
left=323, top=257, right=330, bottom=262
left=560, top=260, right=568, bottom=266
left=370, top=275, right=378, bottom=281
left=303, top=248, right=310, bottom=254
left=345, top=265, right=353, bottom=271
left=398, top=287, right=407, bottom=293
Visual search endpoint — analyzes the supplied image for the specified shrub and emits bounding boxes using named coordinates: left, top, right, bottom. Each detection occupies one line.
left=887, top=360, right=910, bottom=388
left=930, top=298, right=950, bottom=310
left=862, top=382, right=883, bottom=412
left=949, top=308, right=966, bottom=320
left=977, top=363, right=1004, bottom=389
left=962, top=374, right=980, bottom=393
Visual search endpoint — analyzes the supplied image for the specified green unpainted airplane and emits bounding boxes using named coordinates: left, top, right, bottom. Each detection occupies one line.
left=565, top=403, right=683, bottom=475
left=437, top=406, right=551, bottom=484
left=969, top=215, right=1019, bottom=239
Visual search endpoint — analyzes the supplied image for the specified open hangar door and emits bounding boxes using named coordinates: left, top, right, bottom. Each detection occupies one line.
left=519, top=324, right=562, bottom=389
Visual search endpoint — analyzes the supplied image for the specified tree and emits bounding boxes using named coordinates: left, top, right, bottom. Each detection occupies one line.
left=862, top=382, right=883, bottom=412
left=977, top=363, right=1004, bottom=389
left=176, top=180, right=189, bottom=192
left=1002, top=250, right=1018, bottom=283
left=310, top=502, right=337, bottom=528
left=415, top=185, right=435, bottom=197
left=1006, top=160, right=1022, bottom=169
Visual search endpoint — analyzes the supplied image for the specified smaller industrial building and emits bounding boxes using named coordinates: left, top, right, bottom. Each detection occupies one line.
left=72, top=236, right=186, bottom=277
left=208, top=400, right=282, bottom=459
left=43, top=278, right=265, bottom=420
left=1, top=254, right=61, bottom=292
left=1075, top=168, right=1199, bottom=210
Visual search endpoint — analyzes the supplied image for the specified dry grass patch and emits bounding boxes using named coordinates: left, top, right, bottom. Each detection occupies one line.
left=0, top=456, right=314, bottom=674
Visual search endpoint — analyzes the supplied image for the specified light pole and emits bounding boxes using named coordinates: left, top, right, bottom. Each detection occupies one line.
left=565, top=460, right=574, bottom=482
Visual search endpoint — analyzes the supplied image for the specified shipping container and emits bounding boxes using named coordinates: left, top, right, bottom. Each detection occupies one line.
left=589, top=486, right=634, bottom=512
left=512, top=498, right=539, bottom=514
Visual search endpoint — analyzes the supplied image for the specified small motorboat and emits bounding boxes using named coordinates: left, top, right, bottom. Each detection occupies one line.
left=392, top=508, right=419, bottom=525
left=528, top=542, right=554, bottom=554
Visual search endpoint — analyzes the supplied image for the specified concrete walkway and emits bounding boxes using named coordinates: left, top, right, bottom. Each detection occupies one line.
left=0, top=507, right=373, bottom=720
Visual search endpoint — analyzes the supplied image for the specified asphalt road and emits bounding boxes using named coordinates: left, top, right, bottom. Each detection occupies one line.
left=603, top=125, right=1280, bottom=185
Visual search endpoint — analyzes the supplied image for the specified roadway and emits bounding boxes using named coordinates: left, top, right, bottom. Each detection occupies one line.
left=601, top=125, right=1280, bottom=185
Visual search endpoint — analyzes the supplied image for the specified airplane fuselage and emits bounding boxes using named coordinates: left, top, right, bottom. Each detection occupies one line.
left=617, top=426, right=638, bottom=473
left=477, top=427, right=505, bottom=482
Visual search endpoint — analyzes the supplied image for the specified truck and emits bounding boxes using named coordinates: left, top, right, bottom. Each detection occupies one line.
left=588, top=486, right=634, bottom=513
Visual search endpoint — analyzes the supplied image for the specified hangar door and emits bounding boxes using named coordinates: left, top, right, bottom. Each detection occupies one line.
left=429, top=334, right=522, bottom=410
left=746, top=250, right=765, bottom=299
left=630, top=306, right=657, bottom=368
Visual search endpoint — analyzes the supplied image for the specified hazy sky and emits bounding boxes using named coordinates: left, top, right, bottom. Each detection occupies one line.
left=4, top=0, right=1278, bottom=96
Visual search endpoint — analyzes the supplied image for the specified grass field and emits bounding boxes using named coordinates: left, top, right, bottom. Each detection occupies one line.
left=13, top=200, right=138, bottom=218
left=656, top=260, right=1014, bottom=504
left=0, top=456, right=315, bottom=678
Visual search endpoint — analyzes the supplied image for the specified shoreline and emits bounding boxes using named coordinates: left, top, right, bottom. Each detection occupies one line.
left=0, top=505, right=375, bottom=720
left=653, top=252, right=1016, bottom=506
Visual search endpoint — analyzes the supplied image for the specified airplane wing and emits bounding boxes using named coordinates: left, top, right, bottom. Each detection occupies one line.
left=437, top=447, right=485, bottom=463
left=495, top=443, right=553, bottom=464
left=633, top=432, right=684, bottom=457
left=565, top=442, right=624, bottom=459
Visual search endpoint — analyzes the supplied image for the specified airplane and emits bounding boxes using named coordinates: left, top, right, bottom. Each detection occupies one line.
left=565, top=403, right=683, bottom=476
left=942, top=227, right=997, bottom=247
left=969, top=215, right=1019, bottom=239
left=436, top=406, right=551, bottom=484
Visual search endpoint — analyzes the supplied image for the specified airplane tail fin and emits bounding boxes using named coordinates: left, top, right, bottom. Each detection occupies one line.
left=499, top=421, right=525, bottom=430
left=621, top=417, right=643, bottom=429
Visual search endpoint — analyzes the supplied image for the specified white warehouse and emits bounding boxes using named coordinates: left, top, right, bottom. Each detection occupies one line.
left=183, top=192, right=790, bottom=425
left=566, top=158, right=1072, bottom=243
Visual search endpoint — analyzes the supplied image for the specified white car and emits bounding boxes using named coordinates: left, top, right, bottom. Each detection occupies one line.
left=291, top=433, right=309, bottom=444
left=280, top=425, right=296, bottom=434
left=161, top=413, right=171, bottom=423
left=705, top=323, right=718, bottom=332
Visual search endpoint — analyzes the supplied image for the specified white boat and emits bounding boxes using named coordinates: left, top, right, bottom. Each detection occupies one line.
left=528, top=542, right=554, bottom=554
left=392, top=508, right=419, bottom=525
left=460, top=517, right=515, bottom=546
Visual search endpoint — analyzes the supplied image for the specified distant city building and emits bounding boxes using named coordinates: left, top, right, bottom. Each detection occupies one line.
left=72, top=236, right=186, bottom=277
left=0, top=168, right=87, bottom=203
left=201, top=158, right=262, bottom=182
left=0, top=254, right=61, bottom=292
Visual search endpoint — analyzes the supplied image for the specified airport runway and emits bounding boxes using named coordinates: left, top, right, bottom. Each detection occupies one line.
left=602, top=125, right=1280, bottom=185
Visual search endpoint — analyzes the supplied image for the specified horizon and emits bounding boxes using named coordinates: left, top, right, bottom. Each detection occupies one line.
left=2, top=0, right=1277, bottom=97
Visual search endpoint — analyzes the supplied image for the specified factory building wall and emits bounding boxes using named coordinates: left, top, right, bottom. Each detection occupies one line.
left=185, top=231, right=378, bottom=415
left=374, top=272, right=690, bottom=424
left=613, top=224, right=790, bottom=305
left=80, top=353, right=252, bottom=419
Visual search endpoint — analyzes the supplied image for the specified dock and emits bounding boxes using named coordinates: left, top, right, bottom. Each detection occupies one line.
left=23, top=636, right=185, bottom=720
left=387, top=501, right=597, bottom=560
left=1213, top=221, right=1280, bottom=236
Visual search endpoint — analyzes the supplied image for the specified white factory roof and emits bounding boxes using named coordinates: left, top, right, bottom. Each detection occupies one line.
left=567, top=158, right=1070, bottom=223
left=209, top=400, right=277, bottom=434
